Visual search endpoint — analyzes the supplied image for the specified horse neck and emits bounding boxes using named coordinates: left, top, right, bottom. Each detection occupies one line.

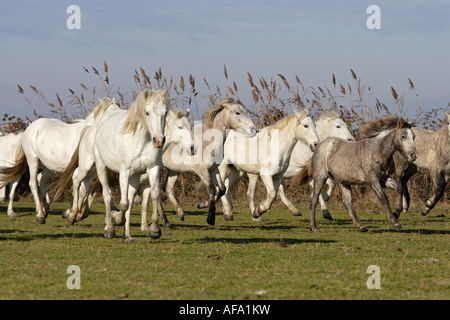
left=270, top=119, right=298, bottom=157
left=378, top=130, right=397, bottom=160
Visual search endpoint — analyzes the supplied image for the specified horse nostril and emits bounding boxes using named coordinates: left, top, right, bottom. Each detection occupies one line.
left=190, top=146, right=195, bottom=155
left=314, top=143, right=319, bottom=148
left=152, top=137, right=156, bottom=144
left=162, top=137, right=166, bottom=144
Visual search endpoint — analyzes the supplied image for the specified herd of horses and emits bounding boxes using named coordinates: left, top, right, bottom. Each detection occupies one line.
left=0, top=88, right=448, bottom=242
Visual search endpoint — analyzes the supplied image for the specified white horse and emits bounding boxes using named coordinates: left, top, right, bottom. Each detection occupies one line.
left=52, top=108, right=195, bottom=235
left=0, top=131, right=24, bottom=217
left=219, top=108, right=320, bottom=221
left=0, top=98, right=120, bottom=224
left=160, top=97, right=257, bottom=226
left=89, top=89, right=169, bottom=243
left=247, top=108, right=354, bottom=220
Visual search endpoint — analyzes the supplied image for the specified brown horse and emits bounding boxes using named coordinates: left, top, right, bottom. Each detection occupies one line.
left=297, top=117, right=417, bottom=232
left=390, top=111, right=449, bottom=217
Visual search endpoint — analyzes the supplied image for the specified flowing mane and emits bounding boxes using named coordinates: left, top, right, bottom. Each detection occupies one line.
left=122, top=89, right=169, bottom=135
left=202, top=97, right=240, bottom=129
left=361, top=116, right=411, bottom=138
left=93, top=97, right=118, bottom=119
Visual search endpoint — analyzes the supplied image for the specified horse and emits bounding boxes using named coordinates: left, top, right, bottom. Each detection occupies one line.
left=0, top=98, right=120, bottom=224
left=160, top=97, right=257, bottom=226
left=52, top=108, right=195, bottom=235
left=79, top=89, right=169, bottom=243
left=297, top=117, right=417, bottom=232
left=218, top=108, right=320, bottom=221
left=389, top=111, right=449, bottom=217
left=0, top=131, right=24, bottom=217
left=246, top=107, right=354, bottom=221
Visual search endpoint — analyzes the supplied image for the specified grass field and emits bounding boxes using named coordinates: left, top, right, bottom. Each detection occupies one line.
left=0, top=200, right=448, bottom=300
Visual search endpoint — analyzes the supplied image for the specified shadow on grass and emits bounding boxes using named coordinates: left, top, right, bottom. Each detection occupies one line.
left=191, top=237, right=336, bottom=245
left=0, top=230, right=104, bottom=242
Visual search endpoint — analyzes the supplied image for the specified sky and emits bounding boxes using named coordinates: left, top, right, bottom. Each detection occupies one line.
left=1, top=0, right=450, bottom=121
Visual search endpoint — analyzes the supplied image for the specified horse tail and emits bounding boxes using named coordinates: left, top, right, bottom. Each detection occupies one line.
left=0, top=143, right=28, bottom=189
left=293, top=157, right=313, bottom=186
left=50, top=126, right=90, bottom=201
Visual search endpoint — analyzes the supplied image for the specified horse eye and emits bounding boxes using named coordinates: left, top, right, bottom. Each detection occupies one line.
left=401, top=135, right=406, bottom=140
left=146, top=112, right=149, bottom=116
left=303, top=124, right=309, bottom=128
left=336, top=125, right=341, bottom=129
left=235, top=112, right=240, bottom=115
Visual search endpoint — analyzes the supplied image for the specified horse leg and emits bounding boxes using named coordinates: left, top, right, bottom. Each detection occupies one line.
left=309, top=175, right=327, bottom=232
left=153, top=180, right=172, bottom=229
left=321, top=178, right=335, bottom=219
left=339, top=183, right=367, bottom=232
left=111, top=168, right=131, bottom=226
left=220, top=166, right=240, bottom=221
left=147, top=165, right=162, bottom=239
left=37, top=168, right=53, bottom=218
left=422, top=171, right=447, bottom=216
left=246, top=173, right=258, bottom=218
left=140, top=184, right=151, bottom=232
left=76, top=174, right=96, bottom=222
left=0, top=186, right=5, bottom=203
left=369, top=178, right=401, bottom=229
left=278, top=181, right=302, bottom=216
left=6, top=177, right=20, bottom=218
left=122, top=176, right=139, bottom=243
left=165, top=170, right=184, bottom=221
left=27, top=159, right=46, bottom=224
left=210, top=167, right=226, bottom=203
left=252, top=174, right=281, bottom=220
left=94, top=156, right=115, bottom=239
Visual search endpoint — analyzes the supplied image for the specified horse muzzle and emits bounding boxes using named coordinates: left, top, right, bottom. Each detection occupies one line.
left=310, top=142, right=319, bottom=152
left=153, top=136, right=166, bottom=148
left=247, top=127, right=258, bottom=138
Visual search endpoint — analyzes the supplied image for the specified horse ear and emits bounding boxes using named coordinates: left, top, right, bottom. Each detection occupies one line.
left=294, top=108, right=307, bottom=118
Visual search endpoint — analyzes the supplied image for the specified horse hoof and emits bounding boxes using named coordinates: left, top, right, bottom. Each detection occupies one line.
left=206, top=216, right=215, bottom=226
left=104, top=229, right=116, bottom=239
left=359, top=226, right=368, bottom=232
left=223, top=214, right=233, bottom=221
left=310, top=228, right=320, bottom=233
left=292, top=211, right=302, bottom=217
left=7, top=212, right=17, bottom=219
left=322, top=210, right=333, bottom=220
left=123, top=237, right=135, bottom=243
left=163, top=222, right=172, bottom=229
left=149, top=229, right=161, bottom=239
left=421, top=208, right=430, bottom=216
left=177, top=214, right=184, bottom=221
left=393, top=223, right=402, bottom=229
left=36, top=217, right=46, bottom=224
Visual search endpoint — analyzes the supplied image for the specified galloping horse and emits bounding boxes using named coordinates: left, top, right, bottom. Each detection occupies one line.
left=0, top=98, right=120, bottom=224
left=161, top=97, right=257, bottom=226
left=219, top=108, right=320, bottom=221
left=389, top=111, right=449, bottom=217
left=297, top=117, right=417, bottom=232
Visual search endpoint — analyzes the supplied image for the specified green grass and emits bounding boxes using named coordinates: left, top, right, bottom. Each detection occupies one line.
left=0, top=201, right=448, bottom=300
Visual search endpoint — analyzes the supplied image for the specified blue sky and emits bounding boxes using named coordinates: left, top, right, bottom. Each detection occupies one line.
left=1, top=0, right=450, bottom=120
